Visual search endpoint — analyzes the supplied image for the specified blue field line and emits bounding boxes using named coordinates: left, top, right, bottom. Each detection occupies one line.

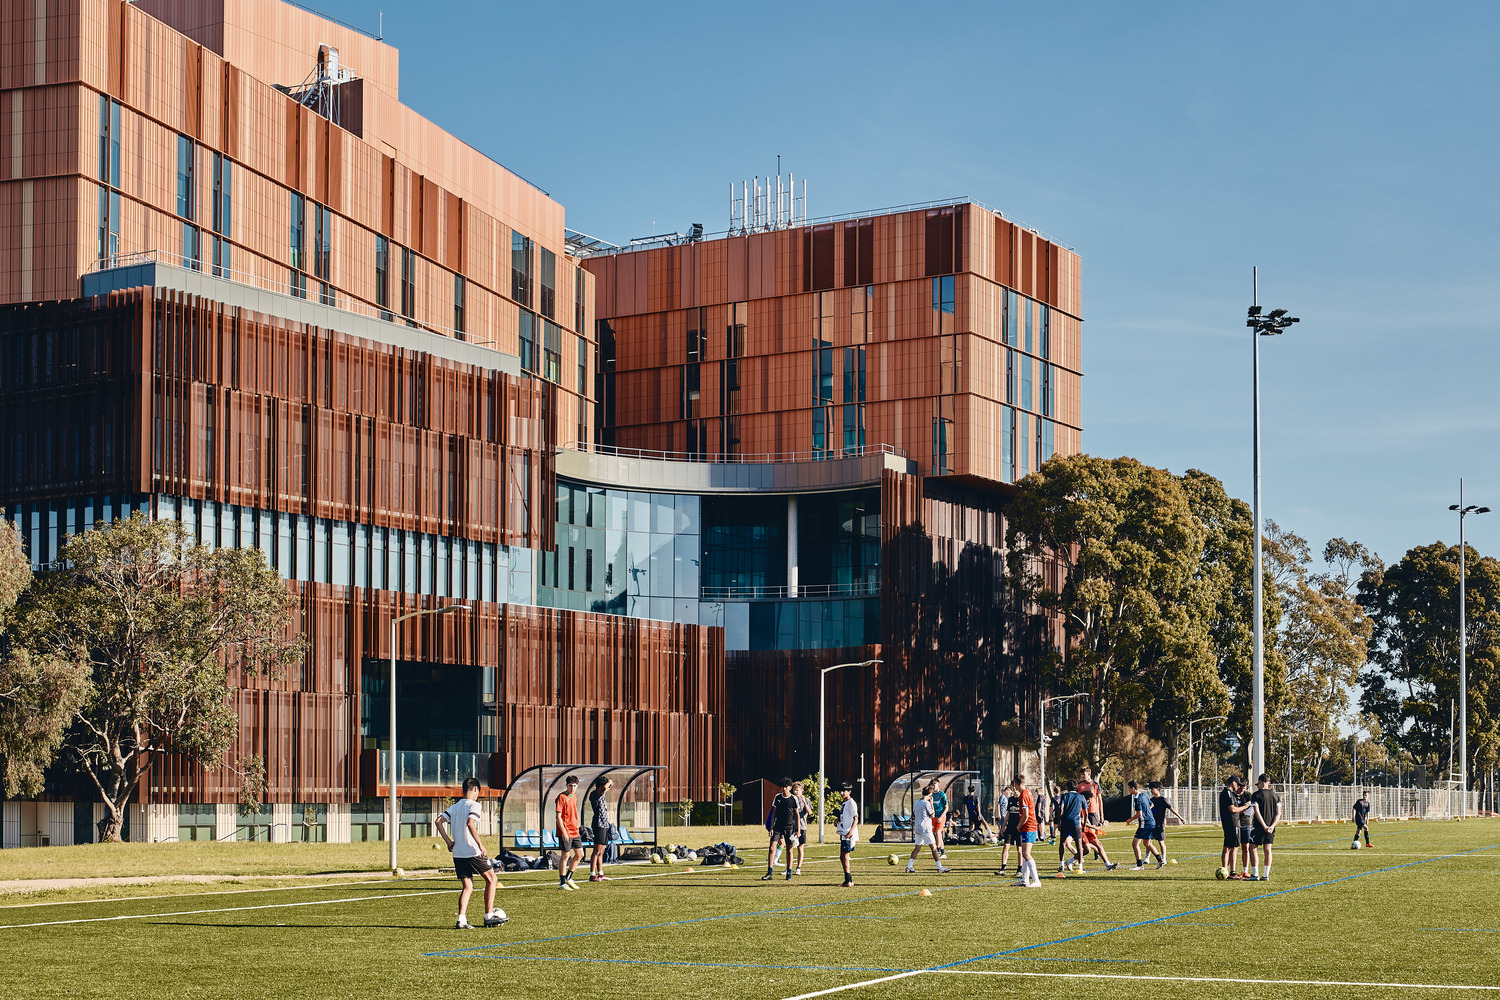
left=927, top=842, right=1500, bottom=972
left=424, top=879, right=1006, bottom=958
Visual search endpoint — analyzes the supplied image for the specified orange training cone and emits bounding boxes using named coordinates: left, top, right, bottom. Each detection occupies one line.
left=918, top=888, right=932, bottom=897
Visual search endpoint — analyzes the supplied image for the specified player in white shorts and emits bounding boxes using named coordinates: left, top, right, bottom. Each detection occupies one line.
left=904, top=783, right=951, bottom=874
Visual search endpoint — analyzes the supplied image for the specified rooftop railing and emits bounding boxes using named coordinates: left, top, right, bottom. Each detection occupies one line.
left=572, top=197, right=1074, bottom=256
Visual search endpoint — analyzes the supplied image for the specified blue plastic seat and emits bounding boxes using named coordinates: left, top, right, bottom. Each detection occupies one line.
left=542, top=830, right=559, bottom=849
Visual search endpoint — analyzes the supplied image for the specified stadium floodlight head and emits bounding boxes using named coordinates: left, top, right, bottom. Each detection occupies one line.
left=1479, top=507, right=1492, bottom=514
left=1268, top=308, right=1287, bottom=320
left=1451, top=504, right=1462, bottom=511
left=1247, top=305, right=1262, bottom=317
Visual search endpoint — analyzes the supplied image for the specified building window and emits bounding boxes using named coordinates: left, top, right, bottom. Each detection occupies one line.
left=1006, top=349, right=1015, bottom=405
left=1040, top=304, right=1050, bottom=359
left=843, top=346, right=865, bottom=403
left=176, top=135, right=195, bottom=221
left=1041, top=363, right=1052, bottom=417
left=96, top=185, right=120, bottom=263
left=519, top=309, right=536, bottom=374
left=182, top=222, right=200, bottom=270
left=843, top=403, right=865, bottom=454
left=293, top=803, right=328, bottom=842
left=543, top=320, right=562, bottom=382
left=177, top=803, right=216, bottom=842
left=289, top=192, right=306, bottom=273
left=511, top=232, right=532, bottom=306
left=539, top=247, right=556, bottom=319
left=932, top=275, right=955, bottom=333
left=375, top=236, right=391, bottom=320
left=1003, top=407, right=1015, bottom=482
left=1042, top=418, right=1054, bottom=466
left=98, top=95, right=121, bottom=189
left=681, top=363, right=700, bottom=420
left=1006, top=290, right=1018, bottom=345
left=1021, top=354, right=1033, bottom=411
left=313, top=203, right=332, bottom=282
left=453, top=274, right=466, bottom=337
left=1024, top=297, right=1034, bottom=353
left=400, top=247, right=416, bottom=324
left=574, top=274, right=586, bottom=333
left=576, top=336, right=588, bottom=396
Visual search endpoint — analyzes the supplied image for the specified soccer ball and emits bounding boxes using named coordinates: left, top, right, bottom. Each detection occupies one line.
left=887, top=854, right=899, bottom=866
left=1215, top=866, right=1229, bottom=880
left=988, top=835, right=999, bottom=845
left=1350, top=841, right=1361, bottom=851
left=687, top=850, right=698, bottom=861
left=490, top=908, right=507, bottom=924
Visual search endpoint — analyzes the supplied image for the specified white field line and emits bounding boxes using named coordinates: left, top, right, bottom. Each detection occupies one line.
left=0, top=859, right=747, bottom=929
left=778, top=970, right=927, bottom=998
left=0, top=876, right=405, bottom=910
left=0, top=889, right=453, bottom=929
left=938, top=969, right=1500, bottom=991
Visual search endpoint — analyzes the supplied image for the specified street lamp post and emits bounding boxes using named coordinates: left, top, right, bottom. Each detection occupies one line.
left=1039, top=693, right=1091, bottom=798
left=818, top=659, right=880, bottom=844
left=1184, top=715, right=1226, bottom=825
left=389, top=603, right=470, bottom=874
left=1247, top=270, right=1300, bottom=784
left=1449, top=481, right=1489, bottom=820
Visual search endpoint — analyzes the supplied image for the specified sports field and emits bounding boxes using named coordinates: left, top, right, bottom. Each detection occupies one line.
left=2, top=820, right=1498, bottom=999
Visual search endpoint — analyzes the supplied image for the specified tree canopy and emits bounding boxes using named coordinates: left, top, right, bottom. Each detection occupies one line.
left=1358, top=541, right=1500, bottom=778
left=0, top=513, right=303, bottom=841
left=1006, top=454, right=1276, bottom=777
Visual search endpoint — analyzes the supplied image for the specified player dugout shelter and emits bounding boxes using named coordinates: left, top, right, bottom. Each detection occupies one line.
left=498, top=764, right=662, bottom=851
left=880, top=770, right=980, bottom=843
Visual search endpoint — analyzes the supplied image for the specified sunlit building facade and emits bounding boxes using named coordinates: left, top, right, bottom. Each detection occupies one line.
left=0, top=0, right=1080, bottom=846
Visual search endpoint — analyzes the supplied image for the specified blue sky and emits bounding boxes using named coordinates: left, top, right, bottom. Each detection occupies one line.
left=315, top=0, right=1498, bottom=569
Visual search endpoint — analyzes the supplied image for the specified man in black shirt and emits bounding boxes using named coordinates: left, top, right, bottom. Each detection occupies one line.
left=1147, top=781, right=1183, bottom=868
left=1250, top=773, right=1281, bottom=881
left=1218, top=776, right=1253, bottom=877
left=763, top=778, right=800, bottom=881
left=1351, top=791, right=1372, bottom=847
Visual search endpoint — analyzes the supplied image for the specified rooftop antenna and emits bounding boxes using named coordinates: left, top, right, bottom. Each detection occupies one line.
left=377, top=10, right=383, bottom=40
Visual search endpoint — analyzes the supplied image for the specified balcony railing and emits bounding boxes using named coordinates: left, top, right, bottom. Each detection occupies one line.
left=376, top=750, right=487, bottom=788
left=569, top=441, right=905, bottom=466
left=700, top=579, right=881, bottom=602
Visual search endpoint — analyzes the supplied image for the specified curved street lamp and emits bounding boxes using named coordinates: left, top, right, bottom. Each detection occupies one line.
left=817, top=659, right=881, bottom=844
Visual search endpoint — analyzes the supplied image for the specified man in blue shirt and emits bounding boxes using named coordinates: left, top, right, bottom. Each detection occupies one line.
left=1127, top=779, right=1155, bottom=869
left=1056, top=782, right=1087, bottom=873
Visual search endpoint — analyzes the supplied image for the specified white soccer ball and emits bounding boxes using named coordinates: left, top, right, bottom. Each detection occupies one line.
left=1350, top=841, right=1361, bottom=851
left=687, top=850, right=698, bottom=861
left=491, top=908, right=507, bottom=924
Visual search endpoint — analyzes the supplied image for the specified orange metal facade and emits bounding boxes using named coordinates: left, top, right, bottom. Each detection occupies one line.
left=582, top=204, right=1082, bottom=482
left=0, top=0, right=592, bottom=447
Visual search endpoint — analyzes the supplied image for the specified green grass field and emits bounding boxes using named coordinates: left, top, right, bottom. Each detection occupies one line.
left=2, top=820, right=1498, bottom=999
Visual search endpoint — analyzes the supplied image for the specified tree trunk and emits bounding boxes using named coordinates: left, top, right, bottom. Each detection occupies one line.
left=1166, top=726, right=1184, bottom=786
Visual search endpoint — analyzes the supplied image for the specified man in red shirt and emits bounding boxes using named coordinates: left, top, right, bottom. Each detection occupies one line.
left=1007, top=776, right=1042, bottom=888
left=554, top=775, right=584, bottom=890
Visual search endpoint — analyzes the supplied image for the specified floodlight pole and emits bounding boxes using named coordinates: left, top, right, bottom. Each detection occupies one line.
left=389, top=603, right=470, bottom=874
left=1247, top=269, right=1299, bottom=784
left=1451, top=481, right=1489, bottom=820
left=818, top=659, right=880, bottom=844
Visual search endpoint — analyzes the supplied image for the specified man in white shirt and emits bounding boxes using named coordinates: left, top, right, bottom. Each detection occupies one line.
left=904, top=783, right=951, bottom=874
left=435, top=777, right=504, bottom=930
left=835, top=782, right=859, bottom=887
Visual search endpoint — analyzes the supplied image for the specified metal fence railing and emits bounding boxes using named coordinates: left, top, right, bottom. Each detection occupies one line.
left=376, top=751, right=487, bottom=789
left=1165, top=783, right=1480, bottom=825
